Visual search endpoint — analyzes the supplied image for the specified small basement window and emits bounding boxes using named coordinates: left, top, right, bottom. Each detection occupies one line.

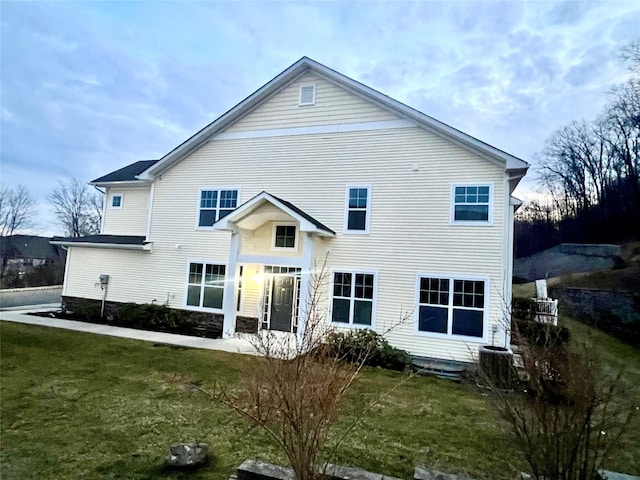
left=299, top=84, right=316, bottom=106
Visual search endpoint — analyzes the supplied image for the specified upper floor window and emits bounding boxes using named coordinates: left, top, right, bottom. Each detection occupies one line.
left=186, top=262, right=226, bottom=310
left=451, top=184, right=492, bottom=224
left=331, top=271, right=376, bottom=327
left=198, top=188, right=239, bottom=227
left=299, top=84, right=316, bottom=106
left=273, top=223, right=297, bottom=250
left=417, top=275, right=487, bottom=339
left=110, top=193, right=123, bottom=209
left=344, top=185, right=371, bottom=234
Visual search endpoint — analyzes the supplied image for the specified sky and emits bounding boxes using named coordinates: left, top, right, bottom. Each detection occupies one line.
left=1, top=0, right=639, bottom=235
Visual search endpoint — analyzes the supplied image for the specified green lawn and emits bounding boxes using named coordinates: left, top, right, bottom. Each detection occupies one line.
left=1, top=321, right=638, bottom=479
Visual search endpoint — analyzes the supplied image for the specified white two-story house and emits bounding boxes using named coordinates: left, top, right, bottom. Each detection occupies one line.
left=52, top=57, right=528, bottom=362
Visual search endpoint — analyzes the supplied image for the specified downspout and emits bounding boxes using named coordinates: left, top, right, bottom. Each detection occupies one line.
left=503, top=170, right=526, bottom=349
left=93, top=186, right=106, bottom=233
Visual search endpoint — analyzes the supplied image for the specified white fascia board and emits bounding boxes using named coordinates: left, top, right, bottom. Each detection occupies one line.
left=89, top=180, right=151, bottom=187
left=50, top=241, right=152, bottom=251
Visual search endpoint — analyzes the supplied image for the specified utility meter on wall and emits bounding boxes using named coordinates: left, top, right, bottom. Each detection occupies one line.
left=99, top=274, right=109, bottom=285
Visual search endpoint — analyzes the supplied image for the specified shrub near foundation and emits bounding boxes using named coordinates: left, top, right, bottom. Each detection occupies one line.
left=114, top=303, right=191, bottom=332
left=325, top=329, right=412, bottom=371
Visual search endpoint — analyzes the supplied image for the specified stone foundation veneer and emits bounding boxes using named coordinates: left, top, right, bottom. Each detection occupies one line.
left=61, top=296, right=258, bottom=338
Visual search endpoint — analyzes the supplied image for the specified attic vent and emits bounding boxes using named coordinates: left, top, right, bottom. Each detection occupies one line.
left=299, top=84, right=316, bottom=106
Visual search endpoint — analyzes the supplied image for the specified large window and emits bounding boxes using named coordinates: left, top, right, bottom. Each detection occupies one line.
left=198, top=189, right=239, bottom=227
left=186, top=262, right=226, bottom=310
left=417, top=275, right=487, bottom=339
left=331, top=271, right=376, bottom=326
left=344, top=185, right=371, bottom=233
left=452, top=184, right=492, bottom=223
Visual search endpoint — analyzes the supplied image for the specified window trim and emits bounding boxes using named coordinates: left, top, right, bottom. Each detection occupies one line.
left=195, top=187, right=241, bottom=230
left=183, top=259, right=227, bottom=313
left=110, top=193, right=123, bottom=209
left=414, top=272, right=489, bottom=342
left=271, top=222, right=298, bottom=251
left=329, top=268, right=378, bottom=329
left=298, top=83, right=316, bottom=106
left=343, top=184, right=372, bottom=235
left=450, top=183, right=494, bottom=226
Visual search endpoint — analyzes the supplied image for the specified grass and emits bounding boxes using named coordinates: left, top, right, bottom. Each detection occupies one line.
left=1, top=320, right=638, bottom=479
left=0, top=322, right=521, bottom=480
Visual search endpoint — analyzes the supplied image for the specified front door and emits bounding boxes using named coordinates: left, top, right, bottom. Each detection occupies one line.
left=270, top=275, right=295, bottom=332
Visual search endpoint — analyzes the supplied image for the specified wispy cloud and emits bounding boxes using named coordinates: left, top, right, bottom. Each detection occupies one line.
left=1, top=0, right=638, bottom=234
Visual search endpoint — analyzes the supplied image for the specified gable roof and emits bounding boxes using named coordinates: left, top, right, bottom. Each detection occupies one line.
left=91, top=160, right=158, bottom=185
left=213, top=191, right=335, bottom=237
left=136, top=57, right=528, bottom=182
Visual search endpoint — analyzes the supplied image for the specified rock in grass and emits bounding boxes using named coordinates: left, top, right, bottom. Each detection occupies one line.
left=165, top=442, right=208, bottom=468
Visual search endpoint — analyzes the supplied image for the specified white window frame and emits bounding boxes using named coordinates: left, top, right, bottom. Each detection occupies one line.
left=329, top=269, right=378, bottom=329
left=195, top=187, right=241, bottom=230
left=183, top=260, right=227, bottom=313
left=271, top=222, right=298, bottom=251
left=298, top=84, right=316, bottom=106
left=414, top=273, right=489, bottom=342
left=343, top=184, right=371, bottom=234
left=450, top=183, right=493, bottom=226
left=110, top=193, right=123, bottom=209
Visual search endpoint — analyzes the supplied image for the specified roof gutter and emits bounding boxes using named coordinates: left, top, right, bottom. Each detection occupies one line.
left=49, top=241, right=152, bottom=251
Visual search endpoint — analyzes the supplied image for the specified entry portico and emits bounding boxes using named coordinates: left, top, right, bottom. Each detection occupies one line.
left=213, top=192, right=335, bottom=339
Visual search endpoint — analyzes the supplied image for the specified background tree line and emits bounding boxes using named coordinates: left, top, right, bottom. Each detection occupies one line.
left=0, top=178, right=103, bottom=286
left=516, top=41, right=640, bottom=258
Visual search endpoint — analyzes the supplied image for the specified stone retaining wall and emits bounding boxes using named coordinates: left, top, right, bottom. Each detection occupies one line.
left=550, top=287, right=640, bottom=345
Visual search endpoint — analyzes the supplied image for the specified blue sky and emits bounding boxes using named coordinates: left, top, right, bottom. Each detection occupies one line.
left=1, top=0, right=638, bottom=234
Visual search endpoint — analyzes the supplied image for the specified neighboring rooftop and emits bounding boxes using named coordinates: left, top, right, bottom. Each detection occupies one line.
left=91, top=160, right=158, bottom=184
left=0, top=235, right=65, bottom=261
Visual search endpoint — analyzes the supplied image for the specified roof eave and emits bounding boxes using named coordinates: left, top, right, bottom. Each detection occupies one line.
left=141, top=56, right=530, bottom=178
left=49, top=241, right=151, bottom=251
left=89, top=180, right=151, bottom=187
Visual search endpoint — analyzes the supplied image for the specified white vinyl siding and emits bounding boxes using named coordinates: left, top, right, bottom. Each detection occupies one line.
left=65, top=89, right=508, bottom=362
left=225, top=72, right=398, bottom=133
left=102, top=187, right=150, bottom=236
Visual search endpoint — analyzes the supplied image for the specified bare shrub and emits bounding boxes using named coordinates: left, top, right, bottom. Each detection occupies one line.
left=195, top=258, right=377, bottom=480
left=487, top=323, right=635, bottom=480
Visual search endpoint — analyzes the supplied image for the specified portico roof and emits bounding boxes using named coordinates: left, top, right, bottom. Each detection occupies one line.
left=213, top=192, right=335, bottom=237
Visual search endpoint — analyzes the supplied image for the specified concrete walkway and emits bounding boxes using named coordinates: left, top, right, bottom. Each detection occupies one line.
left=0, top=305, right=259, bottom=355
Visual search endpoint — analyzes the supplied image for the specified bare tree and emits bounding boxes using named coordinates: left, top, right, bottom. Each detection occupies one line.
left=0, top=184, right=36, bottom=238
left=0, top=184, right=36, bottom=278
left=48, top=178, right=103, bottom=237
